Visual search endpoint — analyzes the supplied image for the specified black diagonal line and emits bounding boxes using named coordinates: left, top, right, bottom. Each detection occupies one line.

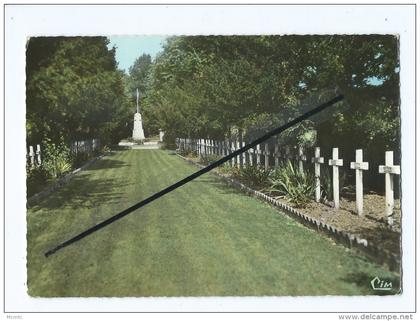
left=45, top=94, right=344, bottom=257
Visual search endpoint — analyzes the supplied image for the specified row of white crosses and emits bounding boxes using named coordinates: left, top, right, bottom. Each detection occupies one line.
left=27, top=144, right=42, bottom=167
left=177, top=138, right=401, bottom=226
left=182, top=138, right=294, bottom=171
left=319, top=147, right=400, bottom=226
left=192, top=138, right=274, bottom=170
left=315, top=147, right=366, bottom=212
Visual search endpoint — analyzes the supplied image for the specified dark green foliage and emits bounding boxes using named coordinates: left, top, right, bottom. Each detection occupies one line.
left=71, top=152, right=91, bottom=169
left=40, top=138, right=72, bottom=179
left=26, top=37, right=131, bottom=147
left=128, top=54, right=152, bottom=95
left=231, top=165, right=271, bottom=189
left=26, top=166, right=50, bottom=197
left=320, top=167, right=333, bottom=201
left=268, top=161, right=315, bottom=207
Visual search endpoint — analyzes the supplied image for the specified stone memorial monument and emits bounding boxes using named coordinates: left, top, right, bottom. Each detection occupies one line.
left=132, top=88, right=145, bottom=142
left=159, top=129, right=165, bottom=142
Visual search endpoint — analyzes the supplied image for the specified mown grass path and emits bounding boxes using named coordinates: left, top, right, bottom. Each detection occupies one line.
left=27, top=149, right=399, bottom=296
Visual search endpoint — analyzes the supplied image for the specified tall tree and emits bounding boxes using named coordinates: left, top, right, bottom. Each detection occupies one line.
left=26, top=37, right=131, bottom=145
left=128, top=53, right=152, bottom=95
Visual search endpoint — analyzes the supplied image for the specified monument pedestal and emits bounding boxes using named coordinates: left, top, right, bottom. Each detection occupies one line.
left=132, top=112, right=145, bottom=142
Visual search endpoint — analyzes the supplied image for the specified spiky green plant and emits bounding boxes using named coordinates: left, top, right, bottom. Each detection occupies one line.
left=268, top=160, right=315, bottom=207
left=232, top=165, right=270, bottom=189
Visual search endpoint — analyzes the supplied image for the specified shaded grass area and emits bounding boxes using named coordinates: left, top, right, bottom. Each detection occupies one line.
left=27, top=149, right=400, bottom=297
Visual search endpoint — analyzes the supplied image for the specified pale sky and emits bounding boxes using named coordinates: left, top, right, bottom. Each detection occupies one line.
left=107, top=36, right=168, bottom=74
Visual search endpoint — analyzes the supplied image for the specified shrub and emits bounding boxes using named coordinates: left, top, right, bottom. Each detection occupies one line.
left=232, top=165, right=270, bottom=189
left=267, top=160, right=315, bottom=207
left=41, top=138, right=72, bottom=178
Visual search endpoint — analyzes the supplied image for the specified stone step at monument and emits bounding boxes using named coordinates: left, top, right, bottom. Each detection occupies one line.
left=131, top=143, right=160, bottom=150
left=118, top=140, right=160, bottom=150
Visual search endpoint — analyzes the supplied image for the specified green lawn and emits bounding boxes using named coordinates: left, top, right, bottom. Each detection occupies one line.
left=27, top=149, right=399, bottom=296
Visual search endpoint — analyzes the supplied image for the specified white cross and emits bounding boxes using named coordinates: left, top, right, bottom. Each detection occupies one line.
left=247, top=143, right=254, bottom=166
left=328, top=147, right=343, bottom=208
left=236, top=139, right=241, bottom=168
left=231, top=140, right=236, bottom=166
left=263, top=143, right=270, bottom=170
left=241, top=141, right=246, bottom=167
left=283, top=146, right=291, bottom=162
left=220, top=140, right=224, bottom=157
left=379, top=151, right=400, bottom=226
left=296, top=146, right=307, bottom=172
left=29, top=145, right=35, bottom=167
left=274, top=144, right=281, bottom=167
left=350, top=149, right=369, bottom=216
left=36, top=144, right=42, bottom=165
left=238, top=132, right=245, bottom=167
left=256, top=144, right=262, bottom=166
left=311, top=147, right=324, bottom=202
left=225, top=140, right=229, bottom=158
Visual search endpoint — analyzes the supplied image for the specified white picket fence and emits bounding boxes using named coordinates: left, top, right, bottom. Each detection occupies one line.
left=27, top=138, right=101, bottom=168
left=175, top=137, right=400, bottom=226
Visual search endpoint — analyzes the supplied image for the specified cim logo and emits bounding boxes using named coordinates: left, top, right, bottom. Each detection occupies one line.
left=371, top=276, right=392, bottom=291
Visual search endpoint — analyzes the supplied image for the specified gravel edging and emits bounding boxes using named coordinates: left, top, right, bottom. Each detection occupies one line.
left=27, top=152, right=110, bottom=207
left=176, top=153, right=400, bottom=272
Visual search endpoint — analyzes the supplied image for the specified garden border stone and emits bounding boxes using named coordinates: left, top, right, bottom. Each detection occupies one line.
left=176, top=153, right=400, bottom=272
left=27, top=152, right=110, bottom=207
